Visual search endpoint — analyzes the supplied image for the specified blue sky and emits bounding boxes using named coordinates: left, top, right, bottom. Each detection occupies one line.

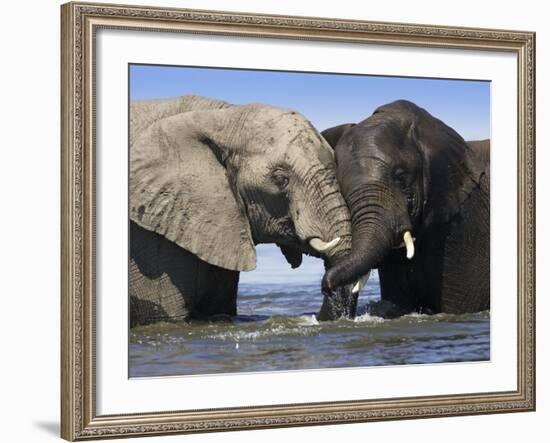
left=130, top=64, right=490, bottom=284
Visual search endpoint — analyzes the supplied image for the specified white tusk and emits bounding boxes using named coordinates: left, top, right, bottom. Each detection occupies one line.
left=403, top=231, right=415, bottom=259
left=309, top=237, right=340, bottom=253
left=352, top=271, right=371, bottom=294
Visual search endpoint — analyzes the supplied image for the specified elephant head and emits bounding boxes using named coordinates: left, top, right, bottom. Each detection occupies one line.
left=321, top=100, right=488, bottom=305
left=130, top=95, right=353, bottom=305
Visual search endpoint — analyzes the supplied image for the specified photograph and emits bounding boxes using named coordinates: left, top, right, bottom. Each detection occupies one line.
left=128, top=64, right=491, bottom=377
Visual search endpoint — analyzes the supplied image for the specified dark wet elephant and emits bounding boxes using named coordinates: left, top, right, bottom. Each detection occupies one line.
left=321, top=100, right=490, bottom=317
left=129, top=95, right=354, bottom=326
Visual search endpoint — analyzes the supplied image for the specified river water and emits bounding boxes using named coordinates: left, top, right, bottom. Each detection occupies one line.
left=129, top=272, right=490, bottom=377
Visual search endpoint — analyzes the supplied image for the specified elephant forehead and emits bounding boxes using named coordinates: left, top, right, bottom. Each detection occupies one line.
left=275, top=131, right=334, bottom=168
left=239, top=106, right=334, bottom=165
left=274, top=116, right=330, bottom=151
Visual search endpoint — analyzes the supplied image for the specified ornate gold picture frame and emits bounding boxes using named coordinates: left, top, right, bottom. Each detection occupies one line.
left=61, top=1, right=535, bottom=440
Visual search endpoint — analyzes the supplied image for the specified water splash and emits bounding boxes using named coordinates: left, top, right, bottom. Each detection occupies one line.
left=129, top=280, right=490, bottom=377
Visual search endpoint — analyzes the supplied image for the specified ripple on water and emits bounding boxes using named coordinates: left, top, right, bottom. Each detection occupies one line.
left=129, top=283, right=490, bottom=377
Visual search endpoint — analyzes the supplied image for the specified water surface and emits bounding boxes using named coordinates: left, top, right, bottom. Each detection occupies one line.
left=129, top=274, right=490, bottom=377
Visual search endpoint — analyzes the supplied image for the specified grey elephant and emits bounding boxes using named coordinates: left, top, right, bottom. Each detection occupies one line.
left=129, top=95, right=356, bottom=326
left=321, top=100, right=490, bottom=317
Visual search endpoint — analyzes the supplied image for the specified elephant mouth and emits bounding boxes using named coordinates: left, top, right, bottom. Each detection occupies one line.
left=276, top=237, right=335, bottom=258
left=277, top=235, right=348, bottom=270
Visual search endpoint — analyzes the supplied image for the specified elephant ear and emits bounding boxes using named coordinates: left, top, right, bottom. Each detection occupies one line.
left=130, top=95, right=232, bottom=146
left=466, top=139, right=491, bottom=186
left=130, top=112, right=256, bottom=272
left=405, top=103, right=485, bottom=228
left=321, top=124, right=355, bottom=150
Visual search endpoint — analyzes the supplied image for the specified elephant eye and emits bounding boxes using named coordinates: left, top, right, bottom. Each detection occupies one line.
left=394, top=168, right=409, bottom=189
left=272, top=172, right=290, bottom=190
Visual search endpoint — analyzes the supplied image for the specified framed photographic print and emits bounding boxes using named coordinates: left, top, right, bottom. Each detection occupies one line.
left=61, top=1, right=536, bottom=440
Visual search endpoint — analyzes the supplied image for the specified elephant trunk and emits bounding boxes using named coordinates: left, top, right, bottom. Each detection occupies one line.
left=316, top=235, right=357, bottom=321
left=317, top=231, right=388, bottom=321
left=322, top=183, right=412, bottom=299
left=297, top=168, right=356, bottom=321
left=295, top=165, right=353, bottom=263
left=322, top=222, right=393, bottom=295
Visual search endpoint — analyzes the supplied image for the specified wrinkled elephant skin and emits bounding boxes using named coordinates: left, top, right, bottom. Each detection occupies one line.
left=322, top=100, right=490, bottom=316
left=129, top=95, right=353, bottom=326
